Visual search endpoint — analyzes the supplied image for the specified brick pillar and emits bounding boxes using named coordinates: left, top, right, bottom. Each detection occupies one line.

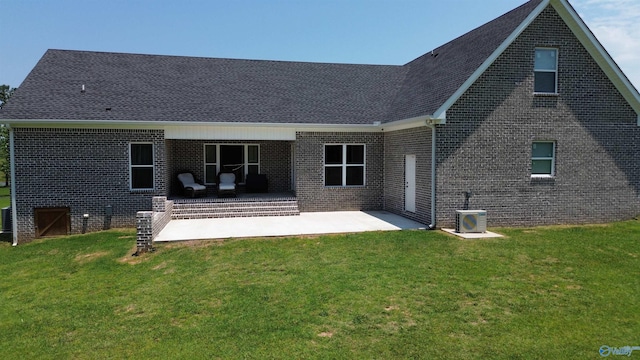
left=135, top=211, right=154, bottom=255
left=152, top=196, right=168, bottom=213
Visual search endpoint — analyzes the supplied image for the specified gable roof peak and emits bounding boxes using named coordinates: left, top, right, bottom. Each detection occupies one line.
left=387, top=0, right=546, bottom=122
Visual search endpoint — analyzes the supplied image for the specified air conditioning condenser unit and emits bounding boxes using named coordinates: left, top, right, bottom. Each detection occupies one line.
left=455, top=210, right=487, bottom=233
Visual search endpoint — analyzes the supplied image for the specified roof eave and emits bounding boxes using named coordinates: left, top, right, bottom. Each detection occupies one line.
left=3, top=118, right=384, bottom=132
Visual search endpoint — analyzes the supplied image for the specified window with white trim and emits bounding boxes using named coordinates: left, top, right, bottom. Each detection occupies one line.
left=324, top=144, right=365, bottom=186
left=204, top=144, right=217, bottom=184
left=531, top=141, right=555, bottom=177
left=534, top=48, right=558, bottom=94
left=130, top=143, right=154, bottom=190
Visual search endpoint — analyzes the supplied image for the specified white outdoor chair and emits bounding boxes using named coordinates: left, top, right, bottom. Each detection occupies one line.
left=217, top=172, right=237, bottom=197
left=177, top=172, right=207, bottom=198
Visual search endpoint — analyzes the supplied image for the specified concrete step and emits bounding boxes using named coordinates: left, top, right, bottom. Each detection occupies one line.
left=172, top=210, right=300, bottom=220
left=172, top=200, right=297, bottom=209
left=171, top=199, right=300, bottom=220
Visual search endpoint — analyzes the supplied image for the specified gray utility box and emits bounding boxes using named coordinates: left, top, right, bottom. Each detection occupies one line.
left=455, top=210, right=487, bottom=233
left=2, top=206, right=11, bottom=233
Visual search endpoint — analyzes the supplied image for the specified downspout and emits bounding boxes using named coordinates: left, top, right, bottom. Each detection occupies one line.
left=427, top=122, right=437, bottom=230
left=9, top=127, right=17, bottom=246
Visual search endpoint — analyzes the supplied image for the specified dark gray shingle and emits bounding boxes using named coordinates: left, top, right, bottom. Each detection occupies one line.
left=387, top=0, right=544, bottom=120
left=1, top=51, right=406, bottom=124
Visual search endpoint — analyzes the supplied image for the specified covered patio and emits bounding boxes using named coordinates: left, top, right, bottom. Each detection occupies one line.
left=166, top=138, right=294, bottom=199
left=154, top=210, right=428, bottom=242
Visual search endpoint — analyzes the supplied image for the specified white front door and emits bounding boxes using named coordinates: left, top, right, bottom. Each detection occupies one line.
left=405, top=154, right=416, bottom=213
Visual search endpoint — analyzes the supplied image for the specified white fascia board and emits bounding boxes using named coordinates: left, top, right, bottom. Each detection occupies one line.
left=381, top=115, right=431, bottom=132
left=164, top=125, right=298, bottom=140
left=552, top=0, right=640, bottom=122
left=6, top=118, right=383, bottom=137
left=381, top=113, right=446, bottom=132
left=6, top=119, right=165, bottom=129
left=431, top=0, right=550, bottom=120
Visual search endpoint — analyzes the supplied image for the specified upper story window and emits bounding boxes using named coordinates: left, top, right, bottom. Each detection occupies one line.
left=130, top=143, right=154, bottom=190
left=531, top=141, right=555, bottom=177
left=324, top=144, right=365, bottom=187
left=534, top=48, right=558, bottom=94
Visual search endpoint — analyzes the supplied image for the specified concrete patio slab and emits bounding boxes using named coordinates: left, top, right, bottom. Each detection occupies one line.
left=441, top=228, right=504, bottom=239
left=155, top=211, right=427, bottom=242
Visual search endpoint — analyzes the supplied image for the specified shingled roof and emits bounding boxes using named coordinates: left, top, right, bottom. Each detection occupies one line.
left=1, top=0, right=544, bottom=125
left=389, top=0, right=544, bottom=120
left=1, top=51, right=406, bottom=125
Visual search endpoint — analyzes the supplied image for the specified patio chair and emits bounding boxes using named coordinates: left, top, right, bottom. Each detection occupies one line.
left=217, top=172, right=237, bottom=197
left=177, top=172, right=207, bottom=198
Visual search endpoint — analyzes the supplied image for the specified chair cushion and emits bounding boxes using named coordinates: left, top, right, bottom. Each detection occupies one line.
left=185, top=183, right=206, bottom=191
left=177, top=173, right=195, bottom=185
left=218, top=183, right=235, bottom=191
left=219, top=173, right=236, bottom=184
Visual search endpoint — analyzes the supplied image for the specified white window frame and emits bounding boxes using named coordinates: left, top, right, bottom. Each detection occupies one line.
left=203, top=144, right=260, bottom=185
left=531, top=141, right=556, bottom=178
left=245, top=144, right=260, bottom=180
left=324, top=144, right=366, bottom=187
left=129, top=142, right=154, bottom=191
left=203, top=143, right=218, bottom=185
left=534, top=47, right=558, bottom=95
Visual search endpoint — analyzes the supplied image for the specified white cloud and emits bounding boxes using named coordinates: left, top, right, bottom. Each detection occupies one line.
left=572, top=0, right=640, bottom=90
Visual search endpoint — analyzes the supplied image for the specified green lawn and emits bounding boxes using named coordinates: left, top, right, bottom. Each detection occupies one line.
left=1, top=221, right=639, bottom=359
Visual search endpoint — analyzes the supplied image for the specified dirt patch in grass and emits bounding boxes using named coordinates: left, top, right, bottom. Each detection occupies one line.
left=162, top=239, right=226, bottom=249
left=523, top=223, right=613, bottom=231
left=118, top=246, right=155, bottom=265
left=74, top=251, right=110, bottom=264
left=152, top=261, right=168, bottom=270
left=115, top=304, right=147, bottom=318
left=151, top=261, right=176, bottom=274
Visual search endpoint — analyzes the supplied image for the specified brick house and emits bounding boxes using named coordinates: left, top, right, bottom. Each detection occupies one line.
left=2, top=0, right=639, bottom=244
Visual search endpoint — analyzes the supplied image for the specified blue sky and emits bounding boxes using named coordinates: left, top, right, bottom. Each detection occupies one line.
left=1, top=0, right=639, bottom=90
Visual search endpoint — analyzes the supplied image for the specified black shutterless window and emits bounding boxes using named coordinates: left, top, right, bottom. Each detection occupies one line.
left=130, top=143, right=154, bottom=190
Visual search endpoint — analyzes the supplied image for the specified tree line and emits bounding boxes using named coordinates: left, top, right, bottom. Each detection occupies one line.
left=0, top=85, right=15, bottom=186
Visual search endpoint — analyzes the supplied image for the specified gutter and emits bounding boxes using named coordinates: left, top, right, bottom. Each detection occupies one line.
left=5, top=114, right=439, bottom=133
left=430, top=123, right=436, bottom=229
left=426, top=118, right=441, bottom=230
left=4, top=118, right=385, bottom=131
left=9, top=127, right=17, bottom=246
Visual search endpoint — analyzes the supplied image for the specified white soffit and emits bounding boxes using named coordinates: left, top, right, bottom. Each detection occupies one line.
left=163, top=123, right=383, bottom=140
left=164, top=125, right=297, bottom=140
left=381, top=115, right=433, bottom=131
left=8, top=120, right=383, bottom=139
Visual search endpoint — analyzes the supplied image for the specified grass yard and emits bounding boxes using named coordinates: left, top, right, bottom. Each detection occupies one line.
left=1, top=221, right=639, bottom=359
left=0, top=186, right=9, bottom=207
